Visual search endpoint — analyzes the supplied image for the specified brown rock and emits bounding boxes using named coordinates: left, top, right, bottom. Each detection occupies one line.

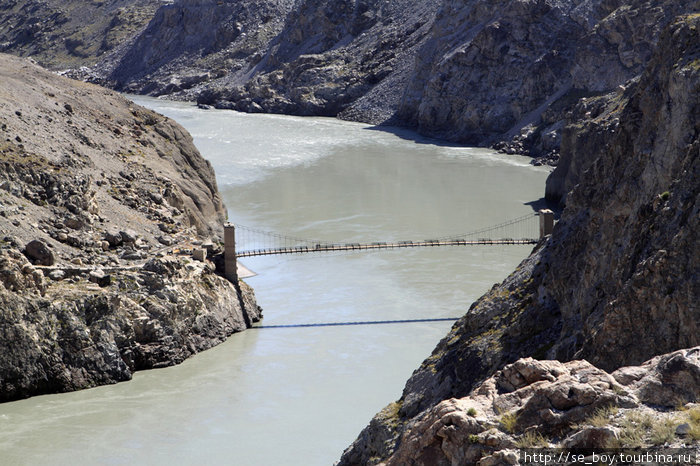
left=24, top=239, right=55, bottom=266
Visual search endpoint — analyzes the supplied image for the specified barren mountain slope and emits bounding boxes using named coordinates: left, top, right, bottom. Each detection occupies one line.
left=0, top=53, right=260, bottom=401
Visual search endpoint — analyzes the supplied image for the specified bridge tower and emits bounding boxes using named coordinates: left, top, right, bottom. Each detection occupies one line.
left=224, top=222, right=238, bottom=282
left=539, top=209, right=554, bottom=239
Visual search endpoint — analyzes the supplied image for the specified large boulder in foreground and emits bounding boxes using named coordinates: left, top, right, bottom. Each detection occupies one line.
left=381, top=348, right=700, bottom=465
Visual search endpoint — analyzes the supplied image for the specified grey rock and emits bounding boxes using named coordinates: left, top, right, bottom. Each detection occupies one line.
left=192, top=248, right=206, bottom=262
left=612, top=348, right=700, bottom=408
left=104, top=230, right=123, bottom=247
left=64, top=217, right=83, bottom=230
left=88, top=269, right=111, bottom=287
left=157, top=236, right=173, bottom=246
left=121, top=251, right=143, bottom=261
left=562, top=427, right=618, bottom=449
left=119, top=229, right=138, bottom=244
left=48, top=270, right=65, bottom=281
left=676, top=423, right=691, bottom=436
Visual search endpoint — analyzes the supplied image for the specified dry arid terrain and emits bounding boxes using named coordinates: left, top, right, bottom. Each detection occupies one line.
left=0, top=53, right=260, bottom=401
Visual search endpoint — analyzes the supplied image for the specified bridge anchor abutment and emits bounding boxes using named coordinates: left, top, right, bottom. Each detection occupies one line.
left=539, top=209, right=554, bottom=239
left=224, top=222, right=238, bottom=282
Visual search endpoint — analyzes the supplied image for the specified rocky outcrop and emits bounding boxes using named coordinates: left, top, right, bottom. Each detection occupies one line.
left=379, top=349, right=700, bottom=465
left=339, top=13, right=699, bottom=465
left=0, top=53, right=261, bottom=401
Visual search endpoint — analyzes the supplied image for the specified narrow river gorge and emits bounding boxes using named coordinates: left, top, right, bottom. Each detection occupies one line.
left=0, top=98, right=549, bottom=465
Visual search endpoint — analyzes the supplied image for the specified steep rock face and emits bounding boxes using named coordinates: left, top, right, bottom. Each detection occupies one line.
left=103, top=0, right=698, bottom=149
left=123, top=0, right=440, bottom=124
left=400, top=0, right=698, bottom=146
left=339, top=14, right=699, bottom=465
left=108, top=0, right=295, bottom=96
left=221, top=0, right=439, bottom=121
left=0, top=53, right=261, bottom=401
left=0, top=0, right=161, bottom=70
left=3, top=0, right=698, bottom=154
left=0, top=250, right=260, bottom=402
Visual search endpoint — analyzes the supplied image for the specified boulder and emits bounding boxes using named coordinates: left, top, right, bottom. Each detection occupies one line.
left=104, top=230, right=123, bottom=247
left=192, top=248, right=206, bottom=262
left=48, top=270, right=65, bottom=281
left=119, top=229, right=138, bottom=244
left=24, top=240, right=55, bottom=266
left=562, top=426, right=618, bottom=449
left=612, top=348, right=700, bottom=407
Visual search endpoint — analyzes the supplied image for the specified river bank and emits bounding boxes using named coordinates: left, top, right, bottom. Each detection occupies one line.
left=0, top=53, right=261, bottom=402
left=0, top=95, right=549, bottom=465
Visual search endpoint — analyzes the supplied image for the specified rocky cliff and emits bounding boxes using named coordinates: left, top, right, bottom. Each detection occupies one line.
left=99, top=0, right=700, bottom=155
left=338, top=13, right=699, bottom=465
left=3, top=0, right=698, bottom=157
left=107, top=0, right=439, bottom=125
left=0, top=53, right=261, bottom=402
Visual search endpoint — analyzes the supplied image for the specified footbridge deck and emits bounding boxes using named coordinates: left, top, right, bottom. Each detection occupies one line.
left=236, top=238, right=538, bottom=258
left=222, top=210, right=555, bottom=281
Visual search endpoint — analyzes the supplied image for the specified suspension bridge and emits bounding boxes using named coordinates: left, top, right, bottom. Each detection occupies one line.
left=223, top=210, right=554, bottom=282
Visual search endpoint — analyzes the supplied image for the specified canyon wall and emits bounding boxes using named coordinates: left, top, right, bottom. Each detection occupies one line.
left=338, top=13, right=699, bottom=464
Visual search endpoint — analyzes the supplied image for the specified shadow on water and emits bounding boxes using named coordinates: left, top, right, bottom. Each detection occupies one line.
left=361, top=122, right=483, bottom=149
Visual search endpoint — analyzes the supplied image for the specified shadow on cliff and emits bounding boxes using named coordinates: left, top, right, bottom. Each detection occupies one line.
left=525, top=197, right=562, bottom=218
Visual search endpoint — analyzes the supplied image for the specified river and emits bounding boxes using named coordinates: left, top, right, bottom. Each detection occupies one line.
left=0, top=98, right=549, bottom=465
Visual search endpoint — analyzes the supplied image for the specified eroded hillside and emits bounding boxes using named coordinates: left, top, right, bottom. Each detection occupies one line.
left=0, top=0, right=162, bottom=70
left=3, top=0, right=699, bottom=159
left=0, top=53, right=260, bottom=401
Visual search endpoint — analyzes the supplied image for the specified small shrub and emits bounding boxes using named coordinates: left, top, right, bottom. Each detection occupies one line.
left=688, top=407, right=700, bottom=424
left=650, top=418, right=677, bottom=445
left=468, top=434, right=480, bottom=444
left=516, top=431, right=549, bottom=448
left=467, top=407, right=477, bottom=417
left=499, top=410, right=519, bottom=433
left=586, top=405, right=619, bottom=428
left=660, top=191, right=670, bottom=201
left=609, top=411, right=648, bottom=448
left=688, top=407, right=700, bottom=440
